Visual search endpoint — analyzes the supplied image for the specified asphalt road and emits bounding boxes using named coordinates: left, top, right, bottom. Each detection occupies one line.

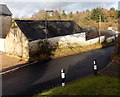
left=2, top=46, right=115, bottom=96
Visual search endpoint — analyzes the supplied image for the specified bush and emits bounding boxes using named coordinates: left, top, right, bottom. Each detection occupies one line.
left=37, top=39, right=57, bottom=56
left=29, top=39, right=57, bottom=61
left=91, top=8, right=108, bottom=22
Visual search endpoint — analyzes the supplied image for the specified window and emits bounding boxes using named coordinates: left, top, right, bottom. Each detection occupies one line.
left=13, top=28, right=17, bottom=37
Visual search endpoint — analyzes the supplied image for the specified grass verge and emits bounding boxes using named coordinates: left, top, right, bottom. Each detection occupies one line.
left=52, top=42, right=115, bottom=58
left=34, top=75, right=120, bottom=96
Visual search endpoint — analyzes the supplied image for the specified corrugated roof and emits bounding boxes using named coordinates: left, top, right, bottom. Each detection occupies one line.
left=0, top=4, right=12, bottom=16
left=15, top=20, right=83, bottom=41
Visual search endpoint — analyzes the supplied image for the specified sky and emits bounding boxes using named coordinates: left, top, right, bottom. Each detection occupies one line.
left=1, top=1, right=119, bottom=18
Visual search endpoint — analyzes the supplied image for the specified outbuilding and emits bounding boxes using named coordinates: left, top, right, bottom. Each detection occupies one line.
left=6, top=20, right=104, bottom=60
left=0, top=4, right=12, bottom=52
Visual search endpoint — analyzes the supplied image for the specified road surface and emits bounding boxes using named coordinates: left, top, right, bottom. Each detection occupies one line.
left=2, top=46, right=115, bottom=96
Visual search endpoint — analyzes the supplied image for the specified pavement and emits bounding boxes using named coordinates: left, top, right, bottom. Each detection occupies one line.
left=2, top=46, right=115, bottom=96
left=0, top=52, right=27, bottom=71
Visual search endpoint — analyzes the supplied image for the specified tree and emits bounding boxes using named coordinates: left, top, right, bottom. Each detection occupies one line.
left=62, top=10, right=67, bottom=19
left=116, top=10, right=120, bottom=18
left=109, top=7, right=117, bottom=18
left=69, top=12, right=73, bottom=18
left=32, top=10, right=46, bottom=20
left=91, top=7, right=108, bottom=22
left=110, top=7, right=115, bottom=11
left=52, top=10, right=61, bottom=20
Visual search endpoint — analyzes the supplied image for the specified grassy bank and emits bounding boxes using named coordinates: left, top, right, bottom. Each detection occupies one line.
left=33, top=42, right=118, bottom=97
left=34, top=75, right=120, bottom=96
left=52, top=42, right=115, bottom=58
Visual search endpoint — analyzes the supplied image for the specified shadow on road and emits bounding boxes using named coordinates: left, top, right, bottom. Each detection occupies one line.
left=2, top=46, right=115, bottom=96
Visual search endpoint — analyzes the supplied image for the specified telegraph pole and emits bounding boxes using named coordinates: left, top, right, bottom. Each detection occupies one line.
left=45, top=10, right=54, bottom=40
left=98, top=14, right=101, bottom=43
left=45, top=10, right=54, bottom=54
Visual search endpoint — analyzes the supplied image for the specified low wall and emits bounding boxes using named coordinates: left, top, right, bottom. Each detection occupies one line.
left=0, top=38, right=6, bottom=52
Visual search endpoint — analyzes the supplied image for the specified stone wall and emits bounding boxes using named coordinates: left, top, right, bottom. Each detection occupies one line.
left=0, top=15, right=12, bottom=38
left=6, top=23, right=29, bottom=60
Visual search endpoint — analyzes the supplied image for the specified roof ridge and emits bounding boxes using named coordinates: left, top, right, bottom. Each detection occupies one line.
left=0, top=4, right=12, bottom=16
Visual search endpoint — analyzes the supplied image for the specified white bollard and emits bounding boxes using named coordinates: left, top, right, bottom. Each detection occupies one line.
left=93, top=59, right=98, bottom=75
left=61, top=69, right=65, bottom=87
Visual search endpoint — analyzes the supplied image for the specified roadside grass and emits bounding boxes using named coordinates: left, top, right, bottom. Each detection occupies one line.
left=33, top=75, right=120, bottom=96
left=33, top=43, right=118, bottom=97
left=52, top=43, right=102, bottom=58
left=52, top=42, right=115, bottom=58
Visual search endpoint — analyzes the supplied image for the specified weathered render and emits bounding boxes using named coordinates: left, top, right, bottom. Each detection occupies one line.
left=6, top=22, right=29, bottom=60
left=0, top=4, right=12, bottom=52
left=0, top=4, right=12, bottom=38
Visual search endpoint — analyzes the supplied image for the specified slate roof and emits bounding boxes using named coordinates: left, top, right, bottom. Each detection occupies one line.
left=100, top=29, right=116, bottom=38
left=82, top=27, right=99, bottom=40
left=0, top=4, right=12, bottom=16
left=15, top=20, right=83, bottom=41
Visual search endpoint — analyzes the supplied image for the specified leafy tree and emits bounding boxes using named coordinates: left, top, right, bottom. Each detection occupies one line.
left=110, top=7, right=115, bottom=11
left=116, top=10, right=120, bottom=18
left=32, top=10, right=46, bottom=20
left=85, top=15, right=91, bottom=20
left=62, top=10, right=67, bottom=18
left=91, top=7, right=108, bottom=22
left=53, top=10, right=61, bottom=20
left=109, top=7, right=117, bottom=18
left=69, top=12, right=73, bottom=18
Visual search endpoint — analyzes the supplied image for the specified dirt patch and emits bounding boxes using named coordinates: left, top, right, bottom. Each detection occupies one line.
left=0, top=52, right=27, bottom=70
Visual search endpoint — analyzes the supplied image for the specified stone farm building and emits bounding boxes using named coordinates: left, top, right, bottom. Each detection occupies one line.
left=6, top=20, right=105, bottom=60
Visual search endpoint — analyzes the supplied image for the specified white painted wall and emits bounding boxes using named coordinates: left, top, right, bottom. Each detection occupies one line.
left=86, top=36, right=105, bottom=45
left=48, top=33, right=86, bottom=47
left=106, top=36, right=115, bottom=43
left=48, top=33, right=105, bottom=47
left=108, top=27, right=120, bottom=34
left=0, top=38, right=6, bottom=52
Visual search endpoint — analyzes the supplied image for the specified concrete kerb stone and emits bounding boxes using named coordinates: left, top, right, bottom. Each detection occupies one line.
left=0, top=61, right=38, bottom=75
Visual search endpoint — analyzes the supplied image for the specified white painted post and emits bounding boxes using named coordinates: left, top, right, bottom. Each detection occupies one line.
left=61, top=69, right=65, bottom=87
left=93, top=59, right=98, bottom=75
